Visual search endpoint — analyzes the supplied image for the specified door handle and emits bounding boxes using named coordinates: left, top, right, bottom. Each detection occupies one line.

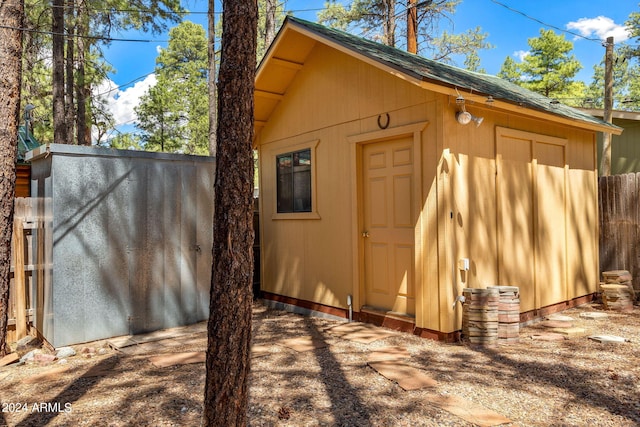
left=362, top=231, right=370, bottom=238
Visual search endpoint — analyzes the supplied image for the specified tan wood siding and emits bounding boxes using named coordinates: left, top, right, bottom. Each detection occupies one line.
left=257, top=38, right=600, bottom=335
left=16, top=164, right=30, bottom=198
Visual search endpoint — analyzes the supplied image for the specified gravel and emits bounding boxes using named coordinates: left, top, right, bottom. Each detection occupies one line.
left=1, top=301, right=638, bottom=426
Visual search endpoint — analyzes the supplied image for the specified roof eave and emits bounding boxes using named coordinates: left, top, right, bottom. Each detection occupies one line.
left=256, top=17, right=623, bottom=137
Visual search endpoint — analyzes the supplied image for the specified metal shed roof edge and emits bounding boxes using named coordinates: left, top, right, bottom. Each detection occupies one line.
left=25, top=144, right=216, bottom=163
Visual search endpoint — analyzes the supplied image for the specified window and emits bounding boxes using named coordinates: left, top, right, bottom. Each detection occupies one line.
left=277, top=149, right=311, bottom=213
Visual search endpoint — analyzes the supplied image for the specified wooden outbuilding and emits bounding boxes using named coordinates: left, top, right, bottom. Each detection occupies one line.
left=254, top=17, right=622, bottom=340
left=16, top=125, right=41, bottom=197
left=579, top=108, right=640, bottom=175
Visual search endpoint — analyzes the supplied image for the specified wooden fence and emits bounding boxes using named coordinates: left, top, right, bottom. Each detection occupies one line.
left=8, top=197, right=44, bottom=343
left=599, top=173, right=640, bottom=287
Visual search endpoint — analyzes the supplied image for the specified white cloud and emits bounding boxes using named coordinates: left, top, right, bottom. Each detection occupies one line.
left=566, top=16, right=631, bottom=42
left=95, top=74, right=157, bottom=127
left=514, top=50, right=530, bottom=62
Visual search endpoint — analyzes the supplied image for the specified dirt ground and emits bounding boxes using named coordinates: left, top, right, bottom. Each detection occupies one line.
left=1, top=300, right=639, bottom=427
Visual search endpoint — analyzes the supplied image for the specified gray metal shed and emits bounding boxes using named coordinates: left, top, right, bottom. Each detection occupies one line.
left=26, top=144, right=214, bottom=347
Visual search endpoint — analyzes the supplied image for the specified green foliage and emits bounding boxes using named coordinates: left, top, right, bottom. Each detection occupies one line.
left=626, top=8, right=640, bottom=59
left=92, top=0, right=185, bottom=38
left=318, top=0, right=491, bottom=65
left=20, top=0, right=185, bottom=146
left=135, top=21, right=209, bottom=155
left=584, top=45, right=640, bottom=111
left=518, top=29, right=582, bottom=99
left=317, top=1, right=362, bottom=31
left=319, top=0, right=395, bottom=44
left=100, top=132, right=145, bottom=150
left=463, top=51, right=485, bottom=74
left=497, top=55, right=520, bottom=84
left=431, top=27, right=493, bottom=64
left=497, top=29, right=582, bottom=105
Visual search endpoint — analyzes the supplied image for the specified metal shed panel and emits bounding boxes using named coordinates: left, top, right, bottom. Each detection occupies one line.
left=27, top=144, right=214, bottom=347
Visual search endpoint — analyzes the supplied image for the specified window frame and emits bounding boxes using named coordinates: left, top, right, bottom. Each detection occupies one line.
left=271, top=140, right=320, bottom=220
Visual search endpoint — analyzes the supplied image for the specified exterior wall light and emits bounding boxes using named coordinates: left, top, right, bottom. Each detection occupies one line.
left=456, top=110, right=484, bottom=127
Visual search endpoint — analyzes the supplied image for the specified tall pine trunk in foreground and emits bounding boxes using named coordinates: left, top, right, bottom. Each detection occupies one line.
left=0, top=0, right=23, bottom=357
left=203, top=0, right=257, bottom=425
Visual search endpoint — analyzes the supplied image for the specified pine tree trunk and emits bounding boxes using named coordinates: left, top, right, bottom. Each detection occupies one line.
left=207, top=0, right=217, bottom=156
left=407, top=0, right=417, bottom=53
left=265, top=0, right=277, bottom=47
left=65, top=1, right=76, bottom=144
left=76, top=0, right=90, bottom=146
left=52, top=0, right=67, bottom=144
left=0, top=0, right=23, bottom=357
left=202, top=0, right=257, bottom=425
left=384, top=0, right=395, bottom=47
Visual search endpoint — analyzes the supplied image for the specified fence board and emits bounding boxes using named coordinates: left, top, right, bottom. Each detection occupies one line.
left=13, top=219, right=26, bottom=339
left=8, top=198, right=38, bottom=342
left=599, top=173, right=640, bottom=289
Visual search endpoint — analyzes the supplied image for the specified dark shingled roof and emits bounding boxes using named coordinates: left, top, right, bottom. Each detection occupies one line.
left=285, top=16, right=620, bottom=132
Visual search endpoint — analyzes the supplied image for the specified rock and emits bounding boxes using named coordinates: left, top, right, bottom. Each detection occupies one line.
left=20, top=349, right=38, bottom=363
left=81, top=347, right=96, bottom=354
left=16, top=335, right=38, bottom=348
left=16, top=336, right=41, bottom=355
left=55, top=347, right=76, bottom=358
left=579, top=312, right=609, bottom=320
left=553, top=327, right=587, bottom=337
left=530, top=333, right=566, bottom=341
left=34, top=353, right=57, bottom=366
left=540, top=320, right=573, bottom=329
left=588, top=335, right=627, bottom=344
left=545, top=314, right=574, bottom=322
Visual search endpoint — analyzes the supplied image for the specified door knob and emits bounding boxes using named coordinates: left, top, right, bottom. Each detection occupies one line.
left=362, top=231, right=370, bottom=238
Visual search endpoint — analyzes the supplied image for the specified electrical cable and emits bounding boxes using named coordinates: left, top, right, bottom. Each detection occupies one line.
left=489, top=0, right=604, bottom=43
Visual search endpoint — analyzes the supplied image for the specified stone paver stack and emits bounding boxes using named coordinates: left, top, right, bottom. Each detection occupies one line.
left=462, top=288, right=499, bottom=346
left=488, top=286, right=520, bottom=344
left=600, top=270, right=635, bottom=311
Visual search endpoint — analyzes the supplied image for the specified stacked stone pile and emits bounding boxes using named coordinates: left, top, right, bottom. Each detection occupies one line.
left=600, top=270, right=635, bottom=311
left=488, top=286, right=520, bottom=344
left=462, top=288, right=499, bottom=346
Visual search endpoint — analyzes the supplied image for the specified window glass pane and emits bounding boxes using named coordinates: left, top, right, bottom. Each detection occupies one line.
left=277, top=154, right=293, bottom=213
left=294, top=150, right=311, bottom=167
left=276, top=149, right=312, bottom=213
left=293, top=168, right=311, bottom=212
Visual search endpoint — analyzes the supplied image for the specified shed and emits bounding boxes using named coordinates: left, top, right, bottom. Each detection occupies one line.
left=16, top=125, right=41, bottom=197
left=25, top=144, right=214, bottom=347
left=579, top=108, right=640, bottom=175
left=253, top=17, right=622, bottom=340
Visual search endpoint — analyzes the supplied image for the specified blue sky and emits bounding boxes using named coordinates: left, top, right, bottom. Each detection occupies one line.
left=100, top=0, right=638, bottom=134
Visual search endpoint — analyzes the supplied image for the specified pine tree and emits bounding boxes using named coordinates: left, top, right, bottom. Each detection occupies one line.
left=497, top=55, right=521, bottom=84
left=318, top=0, right=491, bottom=64
left=203, top=0, right=257, bottom=423
left=518, top=29, right=581, bottom=99
left=0, top=0, right=24, bottom=357
left=135, top=21, right=209, bottom=154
